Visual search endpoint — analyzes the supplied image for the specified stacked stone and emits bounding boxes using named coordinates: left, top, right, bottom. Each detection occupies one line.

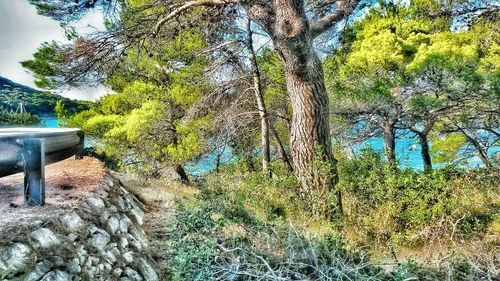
left=0, top=174, right=159, bottom=281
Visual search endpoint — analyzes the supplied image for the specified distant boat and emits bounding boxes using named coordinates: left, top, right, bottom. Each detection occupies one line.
left=409, top=144, right=417, bottom=151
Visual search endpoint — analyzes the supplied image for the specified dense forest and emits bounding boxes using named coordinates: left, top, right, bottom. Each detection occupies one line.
left=21, top=0, right=499, bottom=279
left=0, top=76, right=91, bottom=116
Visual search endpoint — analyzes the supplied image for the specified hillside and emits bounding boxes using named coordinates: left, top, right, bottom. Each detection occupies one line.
left=0, top=76, right=91, bottom=115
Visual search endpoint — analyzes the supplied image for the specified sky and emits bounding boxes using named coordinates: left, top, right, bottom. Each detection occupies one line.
left=0, top=0, right=108, bottom=101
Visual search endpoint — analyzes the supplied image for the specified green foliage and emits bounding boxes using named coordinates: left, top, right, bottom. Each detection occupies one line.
left=0, top=77, right=90, bottom=116
left=337, top=147, right=499, bottom=247
left=165, top=186, right=388, bottom=280
left=63, top=29, right=212, bottom=175
left=430, top=132, right=467, bottom=164
left=0, top=110, right=40, bottom=126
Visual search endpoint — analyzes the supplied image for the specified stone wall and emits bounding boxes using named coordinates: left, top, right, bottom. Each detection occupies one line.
left=0, top=173, right=159, bottom=281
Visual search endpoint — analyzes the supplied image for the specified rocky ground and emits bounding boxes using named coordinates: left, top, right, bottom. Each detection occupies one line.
left=0, top=157, right=175, bottom=281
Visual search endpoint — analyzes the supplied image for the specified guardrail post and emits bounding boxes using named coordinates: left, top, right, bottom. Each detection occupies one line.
left=22, top=138, right=45, bottom=206
left=76, top=131, right=84, bottom=160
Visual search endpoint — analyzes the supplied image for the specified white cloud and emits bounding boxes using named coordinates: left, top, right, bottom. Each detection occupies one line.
left=0, top=0, right=108, bottom=101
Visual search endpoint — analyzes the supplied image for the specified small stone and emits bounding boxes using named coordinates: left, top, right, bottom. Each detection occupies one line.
left=67, top=233, right=78, bottom=243
left=103, top=250, right=117, bottom=264
left=129, top=241, right=142, bottom=252
left=52, top=256, right=65, bottom=267
left=138, top=258, right=158, bottom=281
left=119, top=237, right=129, bottom=250
left=88, top=229, right=110, bottom=252
left=96, top=187, right=109, bottom=198
left=113, top=268, right=123, bottom=277
left=99, top=210, right=110, bottom=224
left=31, top=228, right=60, bottom=249
left=0, top=243, right=33, bottom=279
left=129, top=226, right=148, bottom=247
left=67, top=258, right=81, bottom=274
left=83, top=197, right=105, bottom=211
left=104, top=262, right=113, bottom=273
left=24, top=260, right=54, bottom=281
left=109, top=247, right=119, bottom=258
left=119, top=215, right=132, bottom=232
left=122, top=252, right=134, bottom=264
left=104, top=176, right=114, bottom=187
left=107, top=216, right=120, bottom=235
left=109, top=205, right=118, bottom=212
left=60, top=212, right=84, bottom=232
left=129, top=208, right=144, bottom=225
left=123, top=267, right=143, bottom=281
left=41, top=270, right=71, bottom=281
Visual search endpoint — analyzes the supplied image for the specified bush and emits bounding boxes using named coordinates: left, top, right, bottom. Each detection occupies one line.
left=164, top=187, right=389, bottom=280
left=337, top=148, right=499, bottom=247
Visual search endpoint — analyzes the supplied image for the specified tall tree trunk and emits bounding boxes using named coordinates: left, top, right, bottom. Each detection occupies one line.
left=383, top=120, right=396, bottom=165
left=418, top=133, right=432, bottom=172
left=247, top=20, right=271, bottom=177
left=270, top=122, right=294, bottom=173
left=175, top=164, right=190, bottom=184
left=275, top=27, right=337, bottom=215
left=248, top=0, right=339, bottom=216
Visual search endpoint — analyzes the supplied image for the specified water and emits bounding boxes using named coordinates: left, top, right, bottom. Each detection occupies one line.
left=38, top=115, right=497, bottom=175
left=39, top=115, right=59, bottom=128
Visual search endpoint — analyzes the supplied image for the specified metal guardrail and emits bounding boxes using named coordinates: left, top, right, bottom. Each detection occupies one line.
left=0, top=128, right=84, bottom=206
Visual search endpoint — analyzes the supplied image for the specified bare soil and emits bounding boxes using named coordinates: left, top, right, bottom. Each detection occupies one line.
left=0, top=156, right=104, bottom=231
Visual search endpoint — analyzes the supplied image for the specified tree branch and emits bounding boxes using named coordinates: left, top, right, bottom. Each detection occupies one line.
left=310, top=0, right=360, bottom=38
left=153, top=0, right=239, bottom=36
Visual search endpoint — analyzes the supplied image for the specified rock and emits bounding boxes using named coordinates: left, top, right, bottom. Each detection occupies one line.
left=83, top=197, right=105, bottom=211
left=123, top=267, right=143, bottom=281
left=88, top=229, right=110, bottom=252
left=67, top=258, right=81, bottom=274
left=129, top=208, right=144, bottom=226
left=119, top=215, right=132, bottom=233
left=24, top=260, right=54, bottom=281
left=107, top=216, right=120, bottom=235
left=60, top=212, right=84, bottom=232
left=129, top=241, right=142, bottom=252
left=102, top=250, right=117, bottom=264
left=114, top=196, right=125, bottom=210
left=119, top=237, right=129, bottom=250
left=67, top=233, right=78, bottom=243
left=0, top=243, right=33, bottom=279
left=138, top=258, right=159, bottom=281
left=104, top=176, right=114, bottom=188
left=52, top=256, right=65, bottom=267
left=129, top=226, right=148, bottom=247
left=31, top=228, right=60, bottom=249
left=122, top=252, right=134, bottom=264
left=110, top=246, right=121, bottom=259
left=41, top=270, right=71, bottom=281
left=99, top=210, right=110, bottom=224
left=96, top=187, right=109, bottom=198
left=113, top=268, right=123, bottom=277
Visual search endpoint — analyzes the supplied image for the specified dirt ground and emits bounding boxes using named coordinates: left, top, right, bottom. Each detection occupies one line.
left=0, top=157, right=104, bottom=230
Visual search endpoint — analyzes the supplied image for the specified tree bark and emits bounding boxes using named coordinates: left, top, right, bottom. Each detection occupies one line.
left=175, top=164, right=190, bottom=184
left=270, top=122, right=294, bottom=173
left=418, top=133, right=433, bottom=172
left=247, top=20, right=271, bottom=177
left=246, top=0, right=345, bottom=216
left=382, top=120, right=396, bottom=165
left=271, top=2, right=337, bottom=215
left=460, top=129, right=493, bottom=168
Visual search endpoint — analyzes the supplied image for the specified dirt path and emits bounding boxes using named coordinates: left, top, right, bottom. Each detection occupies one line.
left=0, top=157, right=104, bottom=230
left=111, top=172, right=198, bottom=273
